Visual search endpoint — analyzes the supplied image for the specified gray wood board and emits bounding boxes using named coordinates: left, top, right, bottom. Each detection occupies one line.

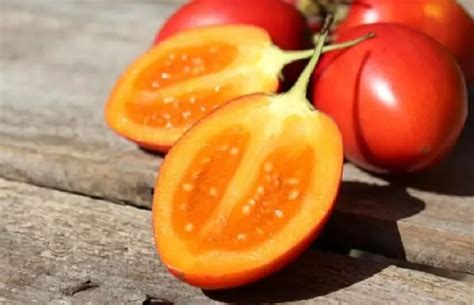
left=1, top=0, right=473, bottom=274
left=1, top=178, right=472, bottom=305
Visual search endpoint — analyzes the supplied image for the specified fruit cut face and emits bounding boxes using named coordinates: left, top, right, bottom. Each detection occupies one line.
left=172, top=126, right=314, bottom=252
left=153, top=94, right=343, bottom=289
left=105, top=26, right=280, bottom=152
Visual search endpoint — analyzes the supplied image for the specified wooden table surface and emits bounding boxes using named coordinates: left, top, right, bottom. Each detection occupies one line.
left=1, top=1, right=473, bottom=304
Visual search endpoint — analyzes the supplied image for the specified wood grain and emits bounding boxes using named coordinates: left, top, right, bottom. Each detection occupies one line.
left=1, top=178, right=472, bottom=305
left=1, top=0, right=473, bottom=274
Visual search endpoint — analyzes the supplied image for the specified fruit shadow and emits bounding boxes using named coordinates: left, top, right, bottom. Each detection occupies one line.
left=138, top=146, right=167, bottom=158
left=205, top=181, right=424, bottom=303
left=315, top=181, right=425, bottom=260
left=203, top=250, right=388, bottom=303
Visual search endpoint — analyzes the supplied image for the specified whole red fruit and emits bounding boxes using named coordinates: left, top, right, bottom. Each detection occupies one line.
left=312, top=23, right=468, bottom=173
left=154, top=0, right=310, bottom=50
left=336, top=0, right=474, bottom=82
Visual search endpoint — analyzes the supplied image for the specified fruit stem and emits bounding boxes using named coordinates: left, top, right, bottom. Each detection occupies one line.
left=285, top=14, right=333, bottom=104
left=281, top=32, right=375, bottom=65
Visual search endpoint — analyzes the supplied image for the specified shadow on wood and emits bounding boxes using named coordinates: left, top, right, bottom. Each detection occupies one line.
left=204, top=181, right=425, bottom=303
left=376, top=109, right=474, bottom=197
left=204, top=250, right=387, bottom=303
left=139, top=145, right=167, bottom=158
left=316, top=181, right=425, bottom=260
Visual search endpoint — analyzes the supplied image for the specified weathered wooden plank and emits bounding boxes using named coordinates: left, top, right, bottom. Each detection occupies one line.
left=318, top=176, right=474, bottom=274
left=0, top=0, right=168, bottom=207
left=1, top=0, right=473, bottom=274
left=0, top=178, right=471, bottom=305
left=460, top=0, right=474, bottom=14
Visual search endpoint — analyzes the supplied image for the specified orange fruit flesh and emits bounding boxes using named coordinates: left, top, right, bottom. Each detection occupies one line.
left=133, top=42, right=237, bottom=91
left=153, top=94, right=343, bottom=289
left=126, top=42, right=238, bottom=129
left=125, top=79, right=240, bottom=129
left=173, top=135, right=313, bottom=252
left=105, top=26, right=281, bottom=152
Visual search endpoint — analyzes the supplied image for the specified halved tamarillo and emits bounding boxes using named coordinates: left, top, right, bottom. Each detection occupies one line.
left=152, top=18, right=371, bottom=289
left=105, top=25, right=372, bottom=152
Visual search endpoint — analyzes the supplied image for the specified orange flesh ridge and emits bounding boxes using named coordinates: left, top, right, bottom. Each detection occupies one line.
left=172, top=125, right=251, bottom=242
left=125, top=42, right=238, bottom=129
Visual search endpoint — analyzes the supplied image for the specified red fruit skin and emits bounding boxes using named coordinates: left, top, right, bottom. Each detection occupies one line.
left=154, top=0, right=309, bottom=51
left=336, top=0, right=474, bottom=82
left=312, top=23, right=468, bottom=173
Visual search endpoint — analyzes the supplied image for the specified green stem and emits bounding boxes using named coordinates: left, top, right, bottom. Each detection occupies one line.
left=286, top=14, right=333, bottom=102
left=323, top=32, right=374, bottom=52
left=280, top=32, right=375, bottom=66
